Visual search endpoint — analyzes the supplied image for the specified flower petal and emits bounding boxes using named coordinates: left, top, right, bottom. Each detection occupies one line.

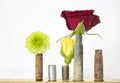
left=25, top=31, right=50, bottom=54
left=61, top=10, right=100, bottom=31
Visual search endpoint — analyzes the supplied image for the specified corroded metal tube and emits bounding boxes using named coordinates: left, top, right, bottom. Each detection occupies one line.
left=94, top=49, right=104, bottom=82
left=74, top=34, right=83, bottom=81
left=62, top=66, right=69, bottom=81
left=35, top=54, right=43, bottom=81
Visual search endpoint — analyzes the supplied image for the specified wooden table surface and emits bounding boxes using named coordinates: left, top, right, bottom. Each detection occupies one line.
left=0, top=80, right=120, bottom=83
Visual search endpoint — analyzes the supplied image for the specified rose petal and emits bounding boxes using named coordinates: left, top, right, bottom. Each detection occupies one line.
left=61, top=10, right=100, bottom=31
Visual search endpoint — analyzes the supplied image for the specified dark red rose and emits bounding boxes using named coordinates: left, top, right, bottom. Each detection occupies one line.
left=61, top=10, right=100, bottom=31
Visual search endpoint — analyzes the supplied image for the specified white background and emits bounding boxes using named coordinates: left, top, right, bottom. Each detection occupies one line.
left=0, top=0, right=120, bottom=81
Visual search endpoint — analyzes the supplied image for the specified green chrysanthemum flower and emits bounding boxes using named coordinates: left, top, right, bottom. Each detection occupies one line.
left=25, top=31, right=50, bottom=54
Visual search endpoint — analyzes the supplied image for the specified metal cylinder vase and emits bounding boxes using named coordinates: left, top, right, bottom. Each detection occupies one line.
left=94, top=49, right=104, bottom=82
left=48, top=65, right=56, bottom=81
left=35, top=54, right=43, bottom=81
left=62, top=66, right=69, bottom=81
left=74, top=34, right=83, bottom=81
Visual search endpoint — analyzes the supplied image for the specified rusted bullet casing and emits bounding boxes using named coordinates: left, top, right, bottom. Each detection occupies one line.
left=62, top=66, right=69, bottom=81
left=35, top=54, right=43, bottom=81
left=94, top=49, right=104, bottom=82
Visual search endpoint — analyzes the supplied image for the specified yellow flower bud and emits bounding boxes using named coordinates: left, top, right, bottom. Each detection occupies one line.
left=60, top=37, right=75, bottom=59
